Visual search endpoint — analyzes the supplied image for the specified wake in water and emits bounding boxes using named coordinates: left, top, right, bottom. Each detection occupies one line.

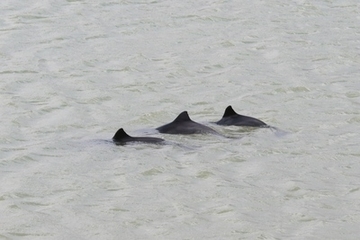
left=268, top=126, right=290, bottom=137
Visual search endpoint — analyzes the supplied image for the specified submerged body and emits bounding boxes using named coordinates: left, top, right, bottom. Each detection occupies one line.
left=156, top=111, right=218, bottom=135
left=216, top=106, right=268, bottom=127
left=113, top=128, right=164, bottom=145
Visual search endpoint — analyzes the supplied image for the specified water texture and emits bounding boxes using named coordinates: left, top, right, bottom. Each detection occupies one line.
left=1, top=0, right=360, bottom=239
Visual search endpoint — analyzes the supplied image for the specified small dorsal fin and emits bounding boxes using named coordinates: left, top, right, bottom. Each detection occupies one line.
left=113, top=128, right=131, bottom=141
left=173, top=111, right=191, bottom=122
left=223, top=105, right=238, bottom=117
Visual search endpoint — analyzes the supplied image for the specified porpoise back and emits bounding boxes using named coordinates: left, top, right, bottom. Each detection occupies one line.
left=216, top=105, right=267, bottom=127
left=156, top=111, right=218, bottom=134
left=113, top=128, right=164, bottom=145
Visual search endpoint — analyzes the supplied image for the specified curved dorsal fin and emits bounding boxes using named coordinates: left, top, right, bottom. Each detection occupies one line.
left=113, top=128, right=131, bottom=141
left=173, top=111, right=191, bottom=122
left=223, top=105, right=238, bottom=117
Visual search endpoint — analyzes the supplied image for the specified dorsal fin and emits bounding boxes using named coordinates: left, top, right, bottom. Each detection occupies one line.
left=173, top=111, right=191, bottom=122
left=113, top=128, right=131, bottom=141
left=223, top=105, right=238, bottom=117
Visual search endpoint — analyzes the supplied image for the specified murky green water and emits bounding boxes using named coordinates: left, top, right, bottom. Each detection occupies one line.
left=1, top=0, right=359, bottom=239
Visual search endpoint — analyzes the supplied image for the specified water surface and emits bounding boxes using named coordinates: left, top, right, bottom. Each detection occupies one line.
left=1, top=0, right=360, bottom=239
